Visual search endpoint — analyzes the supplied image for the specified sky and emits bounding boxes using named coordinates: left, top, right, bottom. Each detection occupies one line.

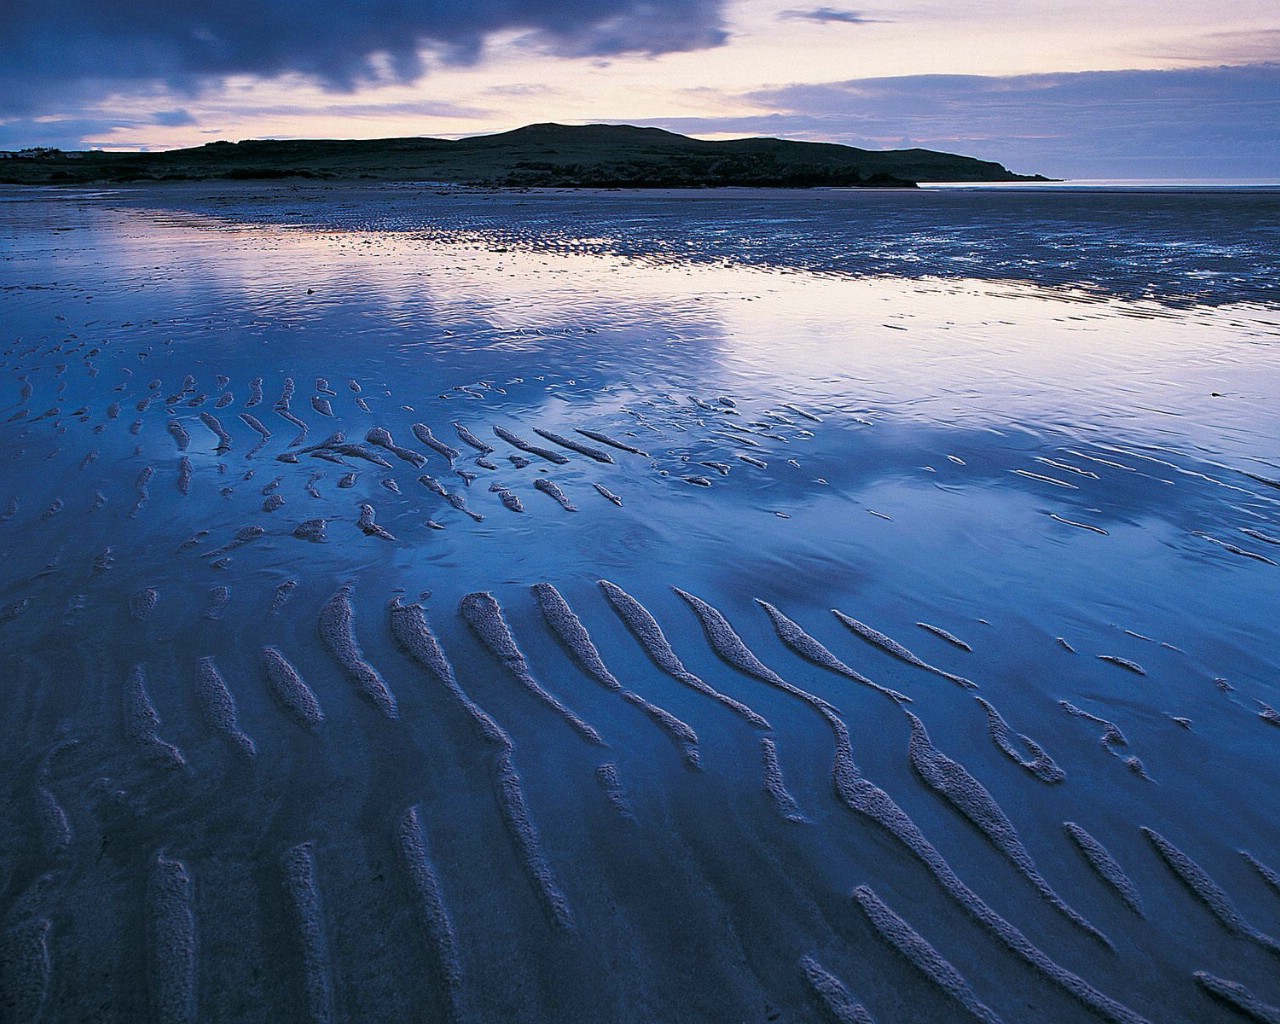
left=2, top=0, right=1277, bottom=179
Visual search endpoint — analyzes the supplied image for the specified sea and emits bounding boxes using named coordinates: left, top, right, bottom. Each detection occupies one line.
left=1, top=181, right=1278, bottom=1023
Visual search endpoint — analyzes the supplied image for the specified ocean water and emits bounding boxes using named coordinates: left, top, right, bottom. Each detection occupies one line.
left=1, top=182, right=1278, bottom=1023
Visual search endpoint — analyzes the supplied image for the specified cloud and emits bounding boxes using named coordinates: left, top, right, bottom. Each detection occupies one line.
left=0, top=0, right=728, bottom=116
left=0, top=116, right=130, bottom=151
left=521, top=7, right=728, bottom=58
left=285, top=100, right=489, bottom=120
left=153, top=109, right=198, bottom=127
left=0, top=95, right=496, bottom=151
left=777, top=8, right=883, bottom=24
left=484, top=83, right=558, bottom=98
left=650, top=63, right=1280, bottom=179
left=1152, top=28, right=1280, bottom=65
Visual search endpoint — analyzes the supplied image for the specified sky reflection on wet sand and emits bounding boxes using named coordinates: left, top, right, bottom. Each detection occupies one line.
left=2, top=184, right=1278, bottom=1024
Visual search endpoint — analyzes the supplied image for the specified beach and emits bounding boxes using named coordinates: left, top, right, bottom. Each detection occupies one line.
left=2, top=182, right=1279, bottom=1023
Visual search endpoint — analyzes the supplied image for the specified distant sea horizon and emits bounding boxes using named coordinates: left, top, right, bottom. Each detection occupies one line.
left=919, top=177, right=1280, bottom=190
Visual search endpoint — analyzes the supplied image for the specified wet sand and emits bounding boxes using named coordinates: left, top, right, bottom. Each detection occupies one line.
left=1, top=183, right=1278, bottom=1022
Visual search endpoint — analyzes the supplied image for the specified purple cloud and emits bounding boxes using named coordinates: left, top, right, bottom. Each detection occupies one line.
left=777, top=8, right=883, bottom=24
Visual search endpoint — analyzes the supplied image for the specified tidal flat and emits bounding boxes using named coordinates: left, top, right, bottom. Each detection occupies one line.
left=2, top=182, right=1279, bottom=1023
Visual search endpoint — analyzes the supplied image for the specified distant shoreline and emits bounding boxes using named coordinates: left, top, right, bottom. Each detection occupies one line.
left=0, top=122, right=1047, bottom=188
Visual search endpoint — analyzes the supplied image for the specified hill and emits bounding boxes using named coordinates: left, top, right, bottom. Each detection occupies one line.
left=0, top=122, right=1048, bottom=187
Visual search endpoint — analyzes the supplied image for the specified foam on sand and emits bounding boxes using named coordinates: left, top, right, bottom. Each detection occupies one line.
left=147, top=853, right=198, bottom=1024
left=916, top=621, right=973, bottom=651
left=460, top=591, right=604, bottom=746
left=412, top=423, right=459, bottom=462
left=124, top=665, right=187, bottom=769
left=1194, top=972, right=1280, bottom=1024
left=905, top=711, right=1108, bottom=945
left=262, top=646, right=325, bottom=732
left=493, top=424, right=568, bottom=464
left=532, top=427, right=614, bottom=463
left=576, top=428, right=650, bottom=458
left=197, top=656, right=257, bottom=759
left=366, top=426, right=427, bottom=467
left=975, top=697, right=1064, bottom=784
left=388, top=597, right=506, bottom=746
left=396, top=806, right=464, bottom=1020
left=830, top=724, right=1149, bottom=1023
left=756, top=599, right=909, bottom=703
left=534, top=478, right=578, bottom=511
left=595, top=762, right=636, bottom=820
left=387, top=596, right=572, bottom=926
left=798, top=955, right=876, bottom=1024
left=1064, top=822, right=1144, bottom=915
left=852, top=885, right=1005, bottom=1024
left=319, top=584, right=399, bottom=718
left=532, top=583, right=699, bottom=767
left=1143, top=828, right=1280, bottom=955
left=599, top=580, right=771, bottom=730
left=280, top=842, right=336, bottom=1024
left=832, top=609, right=977, bottom=689
left=1242, top=851, right=1280, bottom=898
left=761, top=737, right=807, bottom=823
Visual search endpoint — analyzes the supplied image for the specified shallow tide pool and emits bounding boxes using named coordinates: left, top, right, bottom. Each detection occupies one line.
left=2, top=183, right=1279, bottom=1024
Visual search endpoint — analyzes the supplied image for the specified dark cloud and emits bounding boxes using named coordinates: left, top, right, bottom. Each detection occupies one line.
left=0, top=0, right=727, bottom=116
left=777, top=8, right=882, bottom=24
left=153, top=109, right=198, bottom=127
left=522, top=7, right=728, bottom=58
left=652, top=63, right=1280, bottom=179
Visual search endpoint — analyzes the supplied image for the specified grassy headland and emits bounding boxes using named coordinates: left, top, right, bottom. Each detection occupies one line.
left=0, top=122, right=1048, bottom=188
